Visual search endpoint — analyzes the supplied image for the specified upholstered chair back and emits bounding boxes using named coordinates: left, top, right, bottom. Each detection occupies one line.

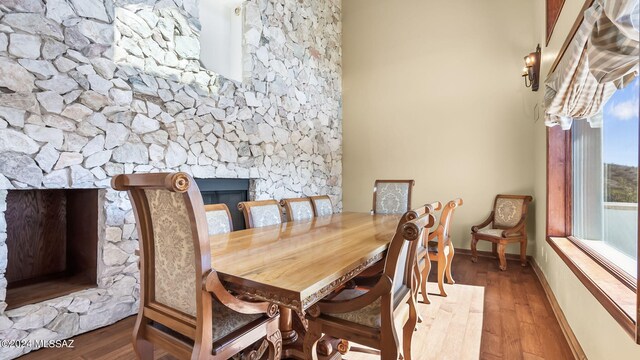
left=112, top=173, right=210, bottom=325
left=238, top=200, right=283, bottom=229
left=280, top=198, right=314, bottom=222
left=204, top=203, right=233, bottom=235
left=309, top=195, right=333, bottom=217
left=493, top=195, right=532, bottom=229
left=383, top=210, right=435, bottom=303
left=372, top=180, right=415, bottom=214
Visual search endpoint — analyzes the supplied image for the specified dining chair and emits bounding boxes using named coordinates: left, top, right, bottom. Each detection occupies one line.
left=372, top=180, right=415, bottom=214
left=304, top=210, right=435, bottom=360
left=309, top=195, right=333, bottom=217
left=237, top=199, right=283, bottom=229
left=112, top=173, right=281, bottom=360
left=204, top=203, right=233, bottom=235
left=419, top=198, right=463, bottom=303
left=280, top=197, right=314, bottom=222
left=471, top=194, right=533, bottom=271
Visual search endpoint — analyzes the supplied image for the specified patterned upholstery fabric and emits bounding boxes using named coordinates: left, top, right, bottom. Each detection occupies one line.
left=477, top=228, right=520, bottom=237
left=289, top=201, right=314, bottom=221
left=206, top=210, right=231, bottom=235
left=494, top=198, right=524, bottom=228
left=375, top=183, right=410, bottom=214
left=145, top=189, right=197, bottom=317
left=326, top=289, right=381, bottom=328
left=212, top=298, right=263, bottom=342
left=250, top=204, right=282, bottom=228
left=314, top=198, right=333, bottom=217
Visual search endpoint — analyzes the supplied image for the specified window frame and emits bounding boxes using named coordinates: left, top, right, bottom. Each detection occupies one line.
left=547, top=123, right=640, bottom=343
left=545, top=0, right=639, bottom=343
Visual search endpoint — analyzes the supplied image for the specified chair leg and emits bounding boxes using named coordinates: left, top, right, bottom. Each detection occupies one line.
left=520, top=237, right=528, bottom=267
left=412, top=263, right=423, bottom=323
left=421, top=256, right=431, bottom=304
left=497, top=243, right=507, bottom=271
left=445, top=244, right=455, bottom=285
left=492, top=242, right=498, bottom=257
left=303, top=322, right=323, bottom=360
left=266, top=328, right=282, bottom=360
left=133, top=317, right=153, bottom=360
left=133, top=338, right=153, bottom=360
left=437, top=254, right=448, bottom=297
left=403, top=296, right=418, bottom=360
left=380, top=344, right=400, bottom=360
left=470, top=236, right=478, bottom=263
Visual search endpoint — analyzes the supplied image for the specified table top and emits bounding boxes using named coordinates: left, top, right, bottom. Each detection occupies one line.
left=209, top=212, right=399, bottom=312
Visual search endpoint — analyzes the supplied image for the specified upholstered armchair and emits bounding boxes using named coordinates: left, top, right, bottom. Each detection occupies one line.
left=304, top=209, right=435, bottom=360
left=204, top=204, right=233, bottom=235
left=471, top=194, right=533, bottom=271
left=280, top=197, right=314, bottom=222
left=112, top=173, right=281, bottom=360
left=309, top=195, right=333, bottom=217
left=372, top=180, right=415, bottom=214
left=238, top=200, right=283, bottom=229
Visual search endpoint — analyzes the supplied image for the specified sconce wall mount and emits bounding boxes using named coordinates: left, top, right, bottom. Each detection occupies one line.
left=522, top=44, right=541, bottom=91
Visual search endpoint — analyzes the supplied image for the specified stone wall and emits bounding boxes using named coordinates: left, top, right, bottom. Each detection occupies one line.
left=0, top=0, right=341, bottom=357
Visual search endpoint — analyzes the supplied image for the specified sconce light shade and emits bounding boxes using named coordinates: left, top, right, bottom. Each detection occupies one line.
left=522, top=44, right=541, bottom=91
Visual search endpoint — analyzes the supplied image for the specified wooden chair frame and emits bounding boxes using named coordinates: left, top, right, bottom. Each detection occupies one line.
left=420, top=198, right=463, bottom=304
left=471, top=194, right=533, bottom=271
left=309, top=195, right=333, bottom=217
left=237, top=199, right=282, bottom=229
left=372, top=180, right=415, bottom=214
left=112, top=173, right=281, bottom=360
left=304, top=210, right=435, bottom=360
left=279, top=197, right=314, bottom=222
left=204, top=203, right=233, bottom=233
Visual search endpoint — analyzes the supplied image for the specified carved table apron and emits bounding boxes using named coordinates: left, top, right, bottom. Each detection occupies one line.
left=208, top=212, right=399, bottom=359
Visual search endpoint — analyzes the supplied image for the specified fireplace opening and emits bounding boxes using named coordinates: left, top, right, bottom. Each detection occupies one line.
left=195, top=178, right=250, bottom=230
left=5, top=189, right=99, bottom=310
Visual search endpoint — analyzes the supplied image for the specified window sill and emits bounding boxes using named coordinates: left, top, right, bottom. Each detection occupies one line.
left=547, top=237, right=637, bottom=340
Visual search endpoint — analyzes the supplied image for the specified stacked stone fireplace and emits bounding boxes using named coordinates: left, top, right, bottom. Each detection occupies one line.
left=0, top=0, right=342, bottom=358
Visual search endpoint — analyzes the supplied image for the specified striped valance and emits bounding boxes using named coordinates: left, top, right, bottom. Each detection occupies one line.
left=545, top=0, right=639, bottom=130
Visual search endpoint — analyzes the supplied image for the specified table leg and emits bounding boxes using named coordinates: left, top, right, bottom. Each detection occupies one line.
left=279, top=306, right=298, bottom=345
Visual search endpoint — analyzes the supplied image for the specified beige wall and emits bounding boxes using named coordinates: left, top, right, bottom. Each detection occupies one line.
left=342, top=0, right=537, bottom=254
left=344, top=0, right=640, bottom=358
left=531, top=0, right=640, bottom=359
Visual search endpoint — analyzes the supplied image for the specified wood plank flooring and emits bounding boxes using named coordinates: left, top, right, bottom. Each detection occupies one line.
left=20, top=254, right=574, bottom=360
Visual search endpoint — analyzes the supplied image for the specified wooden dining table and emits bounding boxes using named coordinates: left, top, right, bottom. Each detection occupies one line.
left=208, top=211, right=400, bottom=359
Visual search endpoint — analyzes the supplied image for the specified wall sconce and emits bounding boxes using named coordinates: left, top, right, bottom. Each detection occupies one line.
left=522, top=44, right=541, bottom=91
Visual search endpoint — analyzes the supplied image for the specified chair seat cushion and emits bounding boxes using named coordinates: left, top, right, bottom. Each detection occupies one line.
left=476, top=228, right=520, bottom=238
left=213, top=299, right=264, bottom=342
left=324, top=289, right=381, bottom=328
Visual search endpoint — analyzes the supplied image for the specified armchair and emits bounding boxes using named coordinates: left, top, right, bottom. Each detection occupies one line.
left=471, top=194, right=533, bottom=271
left=280, top=197, right=314, bottom=222
left=112, top=173, right=281, bottom=360
left=304, top=210, right=435, bottom=360
left=238, top=199, right=283, bottom=229
left=204, top=203, right=233, bottom=235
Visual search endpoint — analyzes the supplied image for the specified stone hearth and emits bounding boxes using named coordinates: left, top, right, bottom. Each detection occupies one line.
left=0, top=0, right=342, bottom=358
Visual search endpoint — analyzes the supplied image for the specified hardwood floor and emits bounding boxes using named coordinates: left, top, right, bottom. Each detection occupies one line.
left=20, top=254, right=573, bottom=360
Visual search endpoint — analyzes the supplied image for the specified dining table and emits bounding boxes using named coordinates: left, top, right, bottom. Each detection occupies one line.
left=208, top=211, right=401, bottom=359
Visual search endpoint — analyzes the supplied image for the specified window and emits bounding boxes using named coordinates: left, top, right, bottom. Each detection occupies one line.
left=199, top=0, right=245, bottom=82
left=571, top=77, right=639, bottom=279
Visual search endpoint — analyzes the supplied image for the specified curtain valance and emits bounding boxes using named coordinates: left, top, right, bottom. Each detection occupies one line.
left=544, top=0, right=639, bottom=130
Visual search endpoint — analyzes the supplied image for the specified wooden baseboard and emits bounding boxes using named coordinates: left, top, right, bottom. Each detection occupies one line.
left=530, top=258, right=587, bottom=360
